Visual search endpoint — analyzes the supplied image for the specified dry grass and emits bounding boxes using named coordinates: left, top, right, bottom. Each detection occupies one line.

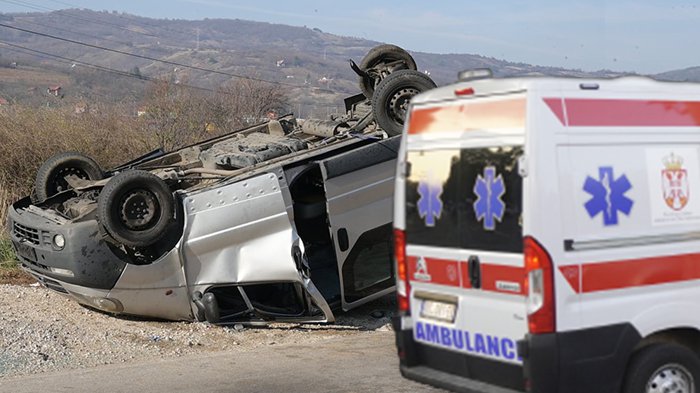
left=0, top=172, right=26, bottom=284
left=0, top=105, right=156, bottom=196
left=0, top=106, right=154, bottom=285
left=0, top=173, right=21, bottom=238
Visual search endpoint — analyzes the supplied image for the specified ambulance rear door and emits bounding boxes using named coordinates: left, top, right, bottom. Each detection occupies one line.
left=403, top=92, right=529, bottom=389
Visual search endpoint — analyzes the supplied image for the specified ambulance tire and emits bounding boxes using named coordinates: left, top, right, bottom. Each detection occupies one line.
left=372, top=69, right=437, bottom=136
left=358, top=44, right=417, bottom=99
left=622, top=343, right=700, bottom=393
left=98, top=170, right=175, bottom=248
left=33, top=152, right=104, bottom=202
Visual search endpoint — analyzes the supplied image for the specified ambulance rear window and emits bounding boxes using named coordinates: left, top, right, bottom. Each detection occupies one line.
left=405, top=146, right=523, bottom=253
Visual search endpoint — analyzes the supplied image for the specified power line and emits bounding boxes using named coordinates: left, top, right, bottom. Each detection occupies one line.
left=0, top=40, right=149, bottom=80
left=0, top=40, right=232, bottom=96
left=41, top=0, right=198, bottom=40
left=0, top=39, right=299, bottom=103
left=0, top=45, right=122, bottom=101
left=2, top=0, right=220, bottom=59
left=10, top=16, right=137, bottom=48
left=0, top=22, right=299, bottom=88
left=0, top=0, right=161, bottom=38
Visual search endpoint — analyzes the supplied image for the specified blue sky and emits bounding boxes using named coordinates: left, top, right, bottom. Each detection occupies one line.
left=1, top=0, right=699, bottom=74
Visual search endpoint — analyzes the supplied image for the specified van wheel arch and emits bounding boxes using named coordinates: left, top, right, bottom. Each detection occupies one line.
left=634, top=328, right=700, bottom=355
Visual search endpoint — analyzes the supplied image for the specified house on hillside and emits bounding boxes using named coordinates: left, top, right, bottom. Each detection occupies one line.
left=47, top=85, right=63, bottom=97
left=0, top=97, right=9, bottom=106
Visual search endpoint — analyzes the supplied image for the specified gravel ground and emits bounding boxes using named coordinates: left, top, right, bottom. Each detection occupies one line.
left=0, top=284, right=396, bottom=379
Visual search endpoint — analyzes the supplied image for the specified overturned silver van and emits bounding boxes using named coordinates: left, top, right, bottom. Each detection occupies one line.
left=6, top=45, right=436, bottom=324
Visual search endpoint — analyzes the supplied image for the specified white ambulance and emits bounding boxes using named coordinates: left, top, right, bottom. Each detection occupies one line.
left=392, top=73, right=700, bottom=393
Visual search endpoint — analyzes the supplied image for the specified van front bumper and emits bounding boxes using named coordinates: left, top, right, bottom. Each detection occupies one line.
left=8, top=198, right=127, bottom=290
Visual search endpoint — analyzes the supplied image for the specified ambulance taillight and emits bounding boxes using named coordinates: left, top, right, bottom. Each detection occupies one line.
left=523, top=236, right=555, bottom=334
left=394, top=228, right=411, bottom=314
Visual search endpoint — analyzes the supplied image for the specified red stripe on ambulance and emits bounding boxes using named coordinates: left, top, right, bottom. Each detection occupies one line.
left=480, top=264, right=526, bottom=295
left=407, top=255, right=525, bottom=295
left=407, top=256, right=461, bottom=288
left=544, top=98, right=700, bottom=127
left=560, top=252, right=700, bottom=293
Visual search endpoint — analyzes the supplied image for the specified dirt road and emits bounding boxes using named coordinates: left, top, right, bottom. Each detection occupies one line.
left=0, top=332, right=444, bottom=393
left=0, top=284, right=444, bottom=392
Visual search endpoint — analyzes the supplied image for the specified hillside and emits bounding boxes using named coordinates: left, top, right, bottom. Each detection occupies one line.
left=655, top=66, right=700, bottom=82
left=0, top=9, right=697, bottom=116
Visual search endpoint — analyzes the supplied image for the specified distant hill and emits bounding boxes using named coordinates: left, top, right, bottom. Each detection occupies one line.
left=654, top=66, right=700, bottom=82
left=0, top=9, right=697, bottom=116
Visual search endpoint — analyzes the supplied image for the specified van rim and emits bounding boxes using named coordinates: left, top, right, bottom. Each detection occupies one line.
left=647, top=363, right=694, bottom=393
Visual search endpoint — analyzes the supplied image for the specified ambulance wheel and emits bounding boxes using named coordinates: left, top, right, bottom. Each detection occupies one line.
left=34, top=152, right=103, bottom=202
left=98, top=170, right=175, bottom=248
left=623, top=343, right=700, bottom=393
left=372, top=69, right=437, bottom=136
left=359, top=44, right=417, bottom=99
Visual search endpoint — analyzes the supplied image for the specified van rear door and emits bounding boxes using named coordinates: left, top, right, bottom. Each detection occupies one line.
left=403, top=94, right=528, bottom=390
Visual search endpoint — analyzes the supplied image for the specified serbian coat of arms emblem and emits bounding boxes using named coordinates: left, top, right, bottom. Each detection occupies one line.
left=662, top=153, right=689, bottom=211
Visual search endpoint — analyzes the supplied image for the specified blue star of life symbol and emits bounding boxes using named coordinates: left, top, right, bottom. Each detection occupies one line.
left=417, top=180, right=443, bottom=227
left=583, top=166, right=633, bottom=226
left=473, top=166, right=506, bottom=231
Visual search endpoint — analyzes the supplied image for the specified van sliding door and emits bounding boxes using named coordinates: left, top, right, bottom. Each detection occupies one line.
left=319, top=136, right=400, bottom=310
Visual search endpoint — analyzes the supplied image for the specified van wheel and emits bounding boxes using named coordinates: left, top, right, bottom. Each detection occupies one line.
left=372, top=69, right=437, bottom=136
left=34, top=152, right=103, bottom=202
left=98, top=170, right=174, bottom=248
left=623, top=343, right=700, bottom=393
left=358, top=44, right=417, bottom=99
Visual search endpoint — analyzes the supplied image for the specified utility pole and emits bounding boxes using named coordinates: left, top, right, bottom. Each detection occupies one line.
left=196, top=28, right=200, bottom=50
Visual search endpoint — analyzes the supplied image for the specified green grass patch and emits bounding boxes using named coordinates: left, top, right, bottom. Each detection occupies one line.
left=0, top=237, right=33, bottom=285
left=0, top=237, right=16, bottom=266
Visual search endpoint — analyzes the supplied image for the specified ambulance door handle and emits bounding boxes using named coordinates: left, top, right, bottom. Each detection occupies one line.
left=468, top=255, right=482, bottom=289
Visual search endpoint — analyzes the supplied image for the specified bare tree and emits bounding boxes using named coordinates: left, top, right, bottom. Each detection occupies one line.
left=209, top=78, right=289, bottom=131
left=141, top=79, right=210, bottom=151
left=141, top=78, right=289, bottom=151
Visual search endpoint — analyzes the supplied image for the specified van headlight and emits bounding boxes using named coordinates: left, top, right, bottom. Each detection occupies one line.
left=53, top=234, right=66, bottom=249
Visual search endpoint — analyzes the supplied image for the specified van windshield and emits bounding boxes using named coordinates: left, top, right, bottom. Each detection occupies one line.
left=405, top=146, right=523, bottom=253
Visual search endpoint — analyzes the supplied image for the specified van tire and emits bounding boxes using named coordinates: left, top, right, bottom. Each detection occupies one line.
left=372, top=69, right=437, bottom=136
left=98, top=170, right=174, bottom=248
left=622, top=343, right=700, bottom=393
left=34, top=152, right=103, bottom=202
left=359, top=44, right=417, bottom=99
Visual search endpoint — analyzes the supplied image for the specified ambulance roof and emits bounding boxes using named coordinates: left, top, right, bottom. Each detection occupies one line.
left=410, top=75, right=700, bottom=105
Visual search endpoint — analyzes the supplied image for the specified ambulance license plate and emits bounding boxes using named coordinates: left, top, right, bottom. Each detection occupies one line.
left=420, top=299, right=457, bottom=323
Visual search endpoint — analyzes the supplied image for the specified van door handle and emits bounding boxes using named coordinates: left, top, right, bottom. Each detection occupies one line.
left=468, top=255, right=482, bottom=289
left=338, top=228, right=349, bottom=252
